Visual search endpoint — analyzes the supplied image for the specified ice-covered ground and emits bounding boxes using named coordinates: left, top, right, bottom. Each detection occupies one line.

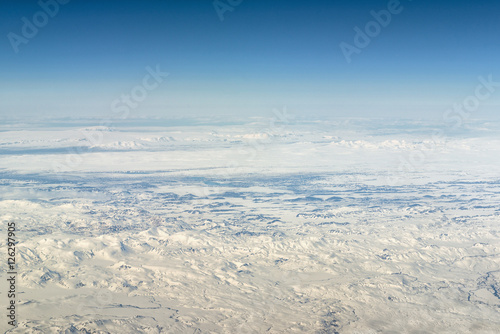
left=0, top=117, right=499, bottom=333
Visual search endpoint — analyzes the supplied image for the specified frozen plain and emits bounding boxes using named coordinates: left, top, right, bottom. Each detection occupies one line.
left=0, top=117, right=499, bottom=333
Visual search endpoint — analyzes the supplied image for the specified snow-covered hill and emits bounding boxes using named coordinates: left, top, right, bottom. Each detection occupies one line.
left=1, top=118, right=499, bottom=333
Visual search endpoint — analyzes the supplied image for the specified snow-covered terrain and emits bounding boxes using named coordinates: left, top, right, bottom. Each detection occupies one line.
left=1, top=117, right=499, bottom=333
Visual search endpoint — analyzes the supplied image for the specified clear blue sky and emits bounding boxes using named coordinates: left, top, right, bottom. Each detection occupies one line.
left=0, top=0, right=499, bottom=119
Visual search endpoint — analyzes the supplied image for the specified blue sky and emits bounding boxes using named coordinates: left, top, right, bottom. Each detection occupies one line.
left=0, top=0, right=499, bottom=119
